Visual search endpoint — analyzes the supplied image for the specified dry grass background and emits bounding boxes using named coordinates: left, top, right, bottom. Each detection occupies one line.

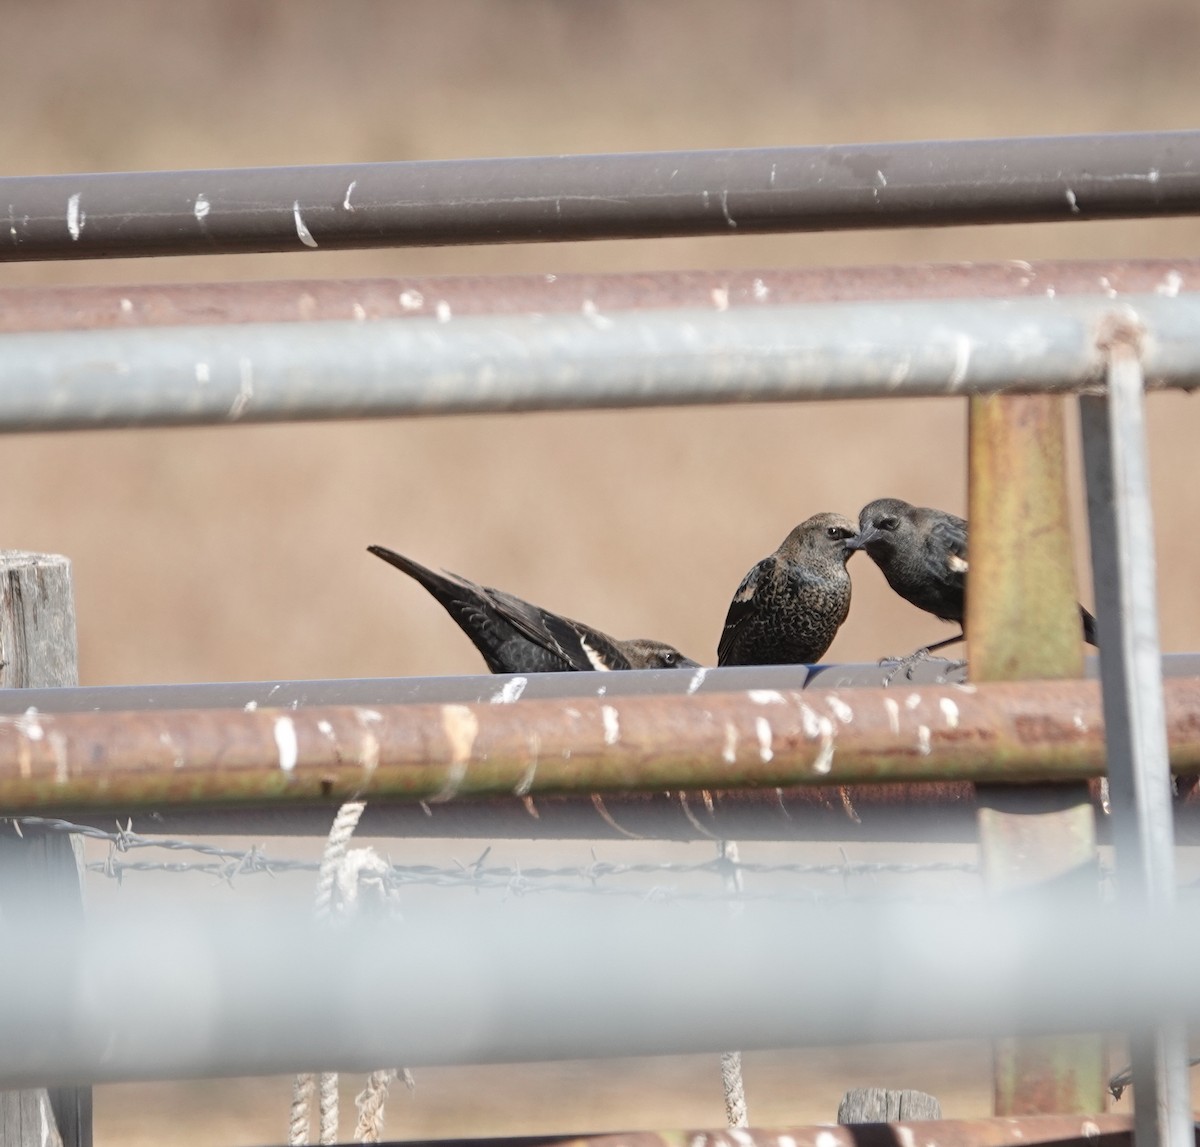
left=3, top=1, right=1200, bottom=1143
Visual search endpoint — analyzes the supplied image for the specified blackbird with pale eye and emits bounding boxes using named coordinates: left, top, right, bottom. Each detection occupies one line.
left=368, top=545, right=701, bottom=673
left=848, top=497, right=1098, bottom=653
left=717, top=512, right=859, bottom=666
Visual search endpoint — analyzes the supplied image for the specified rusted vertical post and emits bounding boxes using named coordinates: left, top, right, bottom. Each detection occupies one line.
left=0, top=552, right=89, bottom=1147
left=967, top=396, right=1105, bottom=1116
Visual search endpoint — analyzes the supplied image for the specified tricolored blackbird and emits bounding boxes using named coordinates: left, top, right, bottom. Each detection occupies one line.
left=717, top=513, right=859, bottom=666
left=849, top=497, right=1098, bottom=652
left=369, top=545, right=700, bottom=673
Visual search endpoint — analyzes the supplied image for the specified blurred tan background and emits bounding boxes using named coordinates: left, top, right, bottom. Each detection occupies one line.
left=3, top=2, right=1200, bottom=1143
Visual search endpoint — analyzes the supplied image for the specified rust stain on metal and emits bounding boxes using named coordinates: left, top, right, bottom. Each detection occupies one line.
left=514, top=1115, right=1139, bottom=1147
left=1011, top=714, right=1085, bottom=744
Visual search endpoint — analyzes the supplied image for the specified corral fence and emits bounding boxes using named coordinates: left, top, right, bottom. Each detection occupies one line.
left=0, top=129, right=1198, bottom=1147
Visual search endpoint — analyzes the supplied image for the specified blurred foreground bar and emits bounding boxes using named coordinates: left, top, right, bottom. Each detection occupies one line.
left=307, top=1118, right=1166, bottom=1147
left=2, top=130, right=1198, bottom=261
left=3, top=897, right=1200, bottom=1085
left=257, top=1116, right=1165, bottom=1147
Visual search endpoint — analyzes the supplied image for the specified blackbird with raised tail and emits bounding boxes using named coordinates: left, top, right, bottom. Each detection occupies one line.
left=848, top=497, right=1098, bottom=651
left=368, top=545, right=700, bottom=673
left=717, top=512, right=859, bottom=666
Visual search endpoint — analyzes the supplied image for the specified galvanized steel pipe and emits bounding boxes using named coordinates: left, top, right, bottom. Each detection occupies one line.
left=0, top=294, right=1198, bottom=433
left=3, top=677, right=1200, bottom=812
left=2, top=131, right=1199, bottom=261
left=3, top=896, right=1200, bottom=1084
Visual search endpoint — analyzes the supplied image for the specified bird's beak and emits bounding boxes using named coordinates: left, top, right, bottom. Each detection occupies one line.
left=845, top=527, right=877, bottom=553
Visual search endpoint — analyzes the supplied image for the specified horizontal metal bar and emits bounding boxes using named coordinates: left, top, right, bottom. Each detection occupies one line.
left=2, top=131, right=1198, bottom=262
left=3, top=677, right=1200, bottom=813
left=245, top=1116, right=1156, bottom=1147
left=36, top=786, right=990, bottom=844
left=0, top=293, right=1196, bottom=433
left=0, top=661, right=975, bottom=714
left=0, top=259, right=1196, bottom=333
left=4, top=897, right=1200, bottom=1084
left=16, top=661, right=1200, bottom=842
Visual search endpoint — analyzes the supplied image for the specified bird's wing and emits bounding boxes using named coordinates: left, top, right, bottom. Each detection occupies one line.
left=928, top=515, right=969, bottom=584
left=717, top=559, right=769, bottom=666
left=484, top=587, right=622, bottom=671
left=544, top=615, right=632, bottom=671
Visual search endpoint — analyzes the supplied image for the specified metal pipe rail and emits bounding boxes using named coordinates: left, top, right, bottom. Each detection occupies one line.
left=8, top=655, right=1200, bottom=716
left=3, top=897, right=1200, bottom=1084
left=242, top=1117, right=1170, bottom=1147
left=2, top=131, right=1198, bottom=262
left=0, top=293, right=1196, bottom=433
left=0, top=258, right=1196, bottom=333
left=14, top=660, right=1200, bottom=846
left=3, top=676, right=1200, bottom=813
left=0, top=659, right=963, bottom=713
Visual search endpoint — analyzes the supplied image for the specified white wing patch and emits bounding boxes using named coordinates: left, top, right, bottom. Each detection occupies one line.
left=580, top=637, right=613, bottom=671
left=948, top=554, right=969, bottom=573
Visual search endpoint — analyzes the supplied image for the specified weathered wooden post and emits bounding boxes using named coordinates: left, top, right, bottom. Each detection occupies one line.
left=968, top=396, right=1105, bottom=1115
left=837, top=1088, right=942, bottom=1124
left=0, top=552, right=90, bottom=1147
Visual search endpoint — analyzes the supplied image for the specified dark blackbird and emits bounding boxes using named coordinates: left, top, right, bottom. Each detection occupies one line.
left=717, top=512, right=859, bottom=666
left=368, top=545, right=700, bottom=673
left=848, top=497, right=1099, bottom=651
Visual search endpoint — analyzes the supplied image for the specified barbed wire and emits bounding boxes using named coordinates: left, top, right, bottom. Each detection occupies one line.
left=16, top=815, right=1200, bottom=904
left=9, top=815, right=986, bottom=904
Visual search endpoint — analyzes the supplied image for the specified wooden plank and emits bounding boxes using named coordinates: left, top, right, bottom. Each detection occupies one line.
left=838, top=1088, right=942, bottom=1123
left=0, top=1089, right=63, bottom=1147
left=0, top=552, right=89, bottom=1147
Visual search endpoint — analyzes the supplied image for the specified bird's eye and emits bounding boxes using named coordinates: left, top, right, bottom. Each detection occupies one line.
left=826, top=526, right=854, bottom=540
left=661, top=651, right=677, bottom=666
left=878, top=516, right=899, bottom=531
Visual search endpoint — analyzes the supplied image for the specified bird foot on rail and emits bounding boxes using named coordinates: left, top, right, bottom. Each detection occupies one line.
left=878, top=648, right=967, bottom=686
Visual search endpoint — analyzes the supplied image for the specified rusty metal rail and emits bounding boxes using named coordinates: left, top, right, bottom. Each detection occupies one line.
left=3, top=677, right=1200, bottom=813
left=274, top=1116, right=1162, bottom=1147
left=11, top=659, right=1200, bottom=843
left=0, top=258, right=1196, bottom=333
left=2, top=130, right=1198, bottom=261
